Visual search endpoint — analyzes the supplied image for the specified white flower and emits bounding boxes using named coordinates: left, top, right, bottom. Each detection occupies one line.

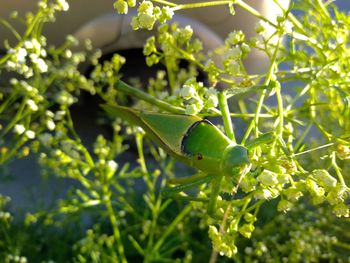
left=180, top=85, right=197, bottom=99
left=138, top=1, right=153, bottom=15
left=29, top=53, right=39, bottom=62
left=17, top=48, right=27, bottom=63
left=33, top=38, right=41, bottom=49
left=64, top=49, right=72, bottom=59
left=204, top=88, right=218, bottom=108
left=6, top=61, right=16, bottom=70
left=26, top=99, right=38, bottom=111
left=35, top=58, right=48, bottom=73
left=254, top=188, right=272, bottom=200
left=255, top=20, right=268, bottom=34
left=57, top=0, right=69, bottom=11
left=257, top=170, right=279, bottom=186
left=313, top=169, right=337, bottom=189
left=226, top=46, right=242, bottom=59
left=185, top=104, right=200, bottom=115
left=10, top=78, right=18, bottom=85
left=46, top=119, right=56, bottom=131
left=114, top=0, right=128, bottom=14
left=54, top=110, right=66, bottom=120
left=107, top=160, right=118, bottom=172
left=14, top=124, right=25, bottom=135
left=25, top=130, right=35, bottom=139
left=241, top=43, right=251, bottom=54
left=45, top=110, right=54, bottom=118
left=20, top=81, right=33, bottom=92
left=24, top=40, right=33, bottom=49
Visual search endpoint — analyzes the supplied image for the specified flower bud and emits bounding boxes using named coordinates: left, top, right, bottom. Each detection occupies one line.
left=257, top=170, right=279, bottom=186
left=239, top=223, right=255, bottom=238
left=312, top=169, right=337, bottom=189
left=277, top=199, right=293, bottom=213
left=336, top=144, right=350, bottom=160
left=114, top=0, right=128, bottom=14
left=332, top=203, right=349, bottom=217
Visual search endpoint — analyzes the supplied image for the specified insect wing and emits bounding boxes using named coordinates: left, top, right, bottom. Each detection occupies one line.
left=101, top=104, right=201, bottom=163
left=139, top=112, right=202, bottom=155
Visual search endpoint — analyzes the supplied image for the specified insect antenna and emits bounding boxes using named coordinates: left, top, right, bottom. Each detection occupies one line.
left=291, top=142, right=335, bottom=157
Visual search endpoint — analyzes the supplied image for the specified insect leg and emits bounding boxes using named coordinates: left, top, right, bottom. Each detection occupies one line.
left=162, top=174, right=214, bottom=202
left=245, top=132, right=291, bottom=157
left=207, top=175, right=223, bottom=218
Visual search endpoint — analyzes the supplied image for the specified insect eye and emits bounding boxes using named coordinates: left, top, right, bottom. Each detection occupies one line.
left=197, top=153, right=203, bottom=160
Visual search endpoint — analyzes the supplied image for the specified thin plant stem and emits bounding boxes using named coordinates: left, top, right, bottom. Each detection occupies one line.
left=0, top=18, right=21, bottom=40
left=293, top=143, right=335, bottom=157
left=102, top=187, right=128, bottom=263
left=153, top=204, right=192, bottom=251
left=209, top=204, right=232, bottom=263
left=331, top=153, right=347, bottom=188
left=275, top=84, right=284, bottom=137
left=0, top=9, right=42, bottom=65
left=235, top=0, right=277, bottom=28
left=218, top=91, right=236, bottom=142
left=66, top=109, right=95, bottom=168
left=241, top=36, right=282, bottom=144
left=172, top=1, right=232, bottom=11
left=152, top=0, right=177, bottom=7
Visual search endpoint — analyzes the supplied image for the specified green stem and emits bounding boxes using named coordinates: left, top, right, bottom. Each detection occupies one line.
left=218, top=91, right=235, bottom=142
left=164, top=56, right=176, bottom=93
left=331, top=153, right=347, bottom=188
left=241, top=87, right=268, bottom=144
left=153, top=204, right=192, bottom=251
left=241, top=36, right=282, bottom=144
left=235, top=0, right=277, bottom=28
left=275, top=84, right=284, bottom=137
left=333, top=241, right=350, bottom=250
left=66, top=109, right=95, bottom=169
left=0, top=9, right=42, bottom=65
left=0, top=138, right=27, bottom=165
left=103, top=188, right=128, bottom=263
left=293, top=143, right=335, bottom=157
left=315, top=0, right=330, bottom=19
left=135, top=133, right=163, bottom=256
left=151, top=0, right=177, bottom=7
left=172, top=1, right=232, bottom=11
left=206, top=109, right=273, bottom=118
left=0, top=18, right=21, bottom=40
left=294, top=122, right=312, bottom=151
left=114, top=80, right=187, bottom=114
left=0, top=96, right=28, bottom=138
left=135, top=133, right=148, bottom=175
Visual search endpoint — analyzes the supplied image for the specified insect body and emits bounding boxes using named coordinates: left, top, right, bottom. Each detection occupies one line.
left=102, top=104, right=251, bottom=217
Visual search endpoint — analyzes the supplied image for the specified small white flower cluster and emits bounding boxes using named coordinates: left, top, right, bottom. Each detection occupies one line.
left=55, top=0, right=69, bottom=11
left=6, top=38, right=48, bottom=78
left=13, top=124, right=35, bottom=139
left=209, top=225, right=238, bottom=258
left=130, top=1, right=174, bottom=30
left=6, top=255, right=27, bottom=263
left=114, top=0, right=136, bottom=14
left=207, top=30, right=251, bottom=82
left=176, top=78, right=218, bottom=114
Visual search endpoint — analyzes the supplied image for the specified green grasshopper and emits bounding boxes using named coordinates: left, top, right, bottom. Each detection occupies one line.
left=102, top=104, right=281, bottom=217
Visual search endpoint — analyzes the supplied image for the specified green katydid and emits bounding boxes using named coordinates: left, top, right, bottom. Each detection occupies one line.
left=101, top=104, right=280, bottom=217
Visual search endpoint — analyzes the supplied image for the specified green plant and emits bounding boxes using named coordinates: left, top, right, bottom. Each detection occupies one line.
left=0, top=0, right=349, bottom=262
